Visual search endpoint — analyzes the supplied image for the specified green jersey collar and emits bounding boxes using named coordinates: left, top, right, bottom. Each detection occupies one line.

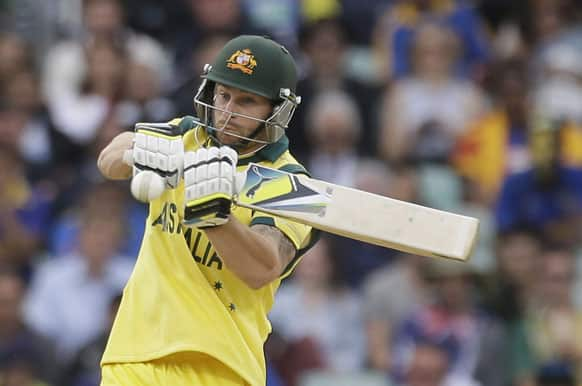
left=238, top=135, right=289, bottom=166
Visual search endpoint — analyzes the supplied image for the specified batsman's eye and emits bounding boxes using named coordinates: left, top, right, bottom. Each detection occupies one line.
left=238, top=97, right=256, bottom=106
left=215, top=91, right=230, bottom=104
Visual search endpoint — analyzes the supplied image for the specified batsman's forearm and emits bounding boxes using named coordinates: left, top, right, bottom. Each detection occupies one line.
left=97, top=132, right=134, bottom=180
left=204, top=217, right=283, bottom=289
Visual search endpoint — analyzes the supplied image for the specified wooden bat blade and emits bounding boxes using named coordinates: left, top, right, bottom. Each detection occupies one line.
left=235, top=164, right=479, bottom=261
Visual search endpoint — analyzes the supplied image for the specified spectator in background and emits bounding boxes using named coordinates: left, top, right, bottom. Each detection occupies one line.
left=533, top=43, right=582, bottom=125
left=47, top=41, right=126, bottom=156
left=269, top=238, right=366, bottom=386
left=521, top=0, right=579, bottom=61
left=2, top=0, right=64, bottom=63
left=400, top=341, right=478, bottom=386
left=339, top=0, right=387, bottom=46
left=510, top=246, right=582, bottom=386
left=453, top=58, right=532, bottom=205
left=0, top=34, right=33, bottom=88
left=519, top=0, right=582, bottom=118
left=49, top=180, right=144, bottom=262
left=492, top=32, right=582, bottom=243
left=23, top=198, right=133, bottom=363
left=482, top=229, right=542, bottom=324
left=530, top=0, right=576, bottom=41
left=494, top=115, right=582, bottom=244
left=171, top=0, right=265, bottom=70
left=304, top=89, right=362, bottom=187
left=294, top=18, right=382, bottom=159
left=120, top=0, right=187, bottom=43
left=2, top=69, right=61, bottom=181
left=115, top=60, right=175, bottom=128
left=171, top=33, right=231, bottom=117
left=42, top=0, right=169, bottom=131
left=242, top=0, right=302, bottom=48
left=38, top=42, right=129, bottom=219
left=379, top=22, right=486, bottom=164
left=363, top=253, right=430, bottom=372
left=0, top=145, right=54, bottom=281
left=372, top=0, right=490, bottom=82
left=0, top=267, right=58, bottom=385
left=391, top=259, right=508, bottom=386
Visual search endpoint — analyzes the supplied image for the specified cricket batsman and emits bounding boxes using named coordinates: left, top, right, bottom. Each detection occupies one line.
left=96, top=35, right=318, bottom=385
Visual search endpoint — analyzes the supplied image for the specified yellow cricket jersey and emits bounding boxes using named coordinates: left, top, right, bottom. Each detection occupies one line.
left=101, top=118, right=317, bottom=386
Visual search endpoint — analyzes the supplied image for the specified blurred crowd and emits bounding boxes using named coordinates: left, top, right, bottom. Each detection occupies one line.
left=1, top=0, right=582, bottom=385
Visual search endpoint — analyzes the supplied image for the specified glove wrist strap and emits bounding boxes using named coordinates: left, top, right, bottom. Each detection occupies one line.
left=184, top=197, right=231, bottom=227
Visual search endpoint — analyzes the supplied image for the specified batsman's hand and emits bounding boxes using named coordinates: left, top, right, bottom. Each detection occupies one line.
left=183, top=146, right=245, bottom=228
left=128, top=122, right=184, bottom=189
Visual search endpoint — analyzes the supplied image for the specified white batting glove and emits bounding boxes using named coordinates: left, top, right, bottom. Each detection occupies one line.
left=127, top=122, right=184, bottom=189
left=183, top=146, right=245, bottom=228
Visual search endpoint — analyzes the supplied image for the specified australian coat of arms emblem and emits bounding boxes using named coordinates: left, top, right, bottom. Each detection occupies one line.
left=226, top=49, right=257, bottom=74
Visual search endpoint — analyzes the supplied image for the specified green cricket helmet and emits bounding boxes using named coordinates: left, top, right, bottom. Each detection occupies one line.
left=194, top=35, right=301, bottom=147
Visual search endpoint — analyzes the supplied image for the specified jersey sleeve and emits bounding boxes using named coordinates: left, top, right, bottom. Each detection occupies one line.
left=247, top=161, right=313, bottom=251
left=250, top=214, right=312, bottom=251
left=248, top=162, right=320, bottom=278
left=250, top=213, right=319, bottom=279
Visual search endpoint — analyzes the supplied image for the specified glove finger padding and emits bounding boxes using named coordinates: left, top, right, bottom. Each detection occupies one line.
left=133, top=123, right=184, bottom=189
left=183, top=146, right=240, bottom=228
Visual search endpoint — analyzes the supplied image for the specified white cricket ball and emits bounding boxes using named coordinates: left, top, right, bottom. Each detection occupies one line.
left=130, top=170, right=166, bottom=203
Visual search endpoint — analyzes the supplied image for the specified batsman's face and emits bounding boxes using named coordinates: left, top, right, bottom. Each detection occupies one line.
left=212, top=84, right=272, bottom=146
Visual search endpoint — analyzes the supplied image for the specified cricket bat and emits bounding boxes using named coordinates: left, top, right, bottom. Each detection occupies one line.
left=235, top=164, right=479, bottom=261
